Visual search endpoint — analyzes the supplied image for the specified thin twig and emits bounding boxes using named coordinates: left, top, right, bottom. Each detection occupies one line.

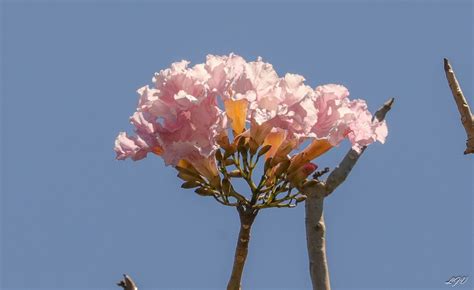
left=443, top=58, right=474, bottom=154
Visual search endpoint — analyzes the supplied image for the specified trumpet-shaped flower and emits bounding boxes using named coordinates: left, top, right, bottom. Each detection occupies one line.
left=346, top=99, right=388, bottom=152
left=115, top=53, right=388, bottom=175
left=114, top=54, right=390, bottom=290
left=307, top=84, right=387, bottom=151
left=115, top=59, right=227, bottom=176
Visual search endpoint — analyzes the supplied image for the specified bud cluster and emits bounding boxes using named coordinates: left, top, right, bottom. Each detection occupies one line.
left=176, top=132, right=318, bottom=209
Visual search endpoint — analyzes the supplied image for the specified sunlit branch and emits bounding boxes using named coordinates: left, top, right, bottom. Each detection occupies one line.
left=443, top=58, right=474, bottom=154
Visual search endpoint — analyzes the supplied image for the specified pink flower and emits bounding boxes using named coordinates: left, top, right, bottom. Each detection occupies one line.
left=231, top=57, right=279, bottom=103
left=262, top=74, right=315, bottom=138
left=310, top=84, right=353, bottom=145
left=114, top=132, right=162, bottom=161
left=115, top=54, right=389, bottom=173
left=346, top=99, right=388, bottom=152
left=138, top=60, right=210, bottom=120
left=205, top=54, right=247, bottom=97
left=207, top=55, right=280, bottom=134
left=115, top=132, right=140, bottom=160
left=157, top=96, right=227, bottom=166
left=115, top=58, right=227, bottom=177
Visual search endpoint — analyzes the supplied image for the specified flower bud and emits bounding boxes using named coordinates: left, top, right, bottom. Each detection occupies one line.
left=288, top=139, right=332, bottom=172
left=287, top=162, right=318, bottom=187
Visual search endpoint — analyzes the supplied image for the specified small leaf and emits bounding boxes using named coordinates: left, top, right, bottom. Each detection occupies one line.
left=257, top=144, right=272, bottom=157
left=223, top=158, right=234, bottom=166
left=177, top=172, right=204, bottom=183
left=195, top=187, right=214, bottom=196
left=181, top=181, right=201, bottom=189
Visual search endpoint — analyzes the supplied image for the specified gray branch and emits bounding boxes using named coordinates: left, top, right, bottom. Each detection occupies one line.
left=325, top=98, right=394, bottom=195
left=117, top=274, right=138, bottom=290
left=304, top=182, right=331, bottom=290
left=443, top=58, right=474, bottom=154
left=302, top=97, right=394, bottom=290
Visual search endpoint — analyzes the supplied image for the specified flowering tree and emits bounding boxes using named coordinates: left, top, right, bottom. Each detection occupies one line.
left=114, top=54, right=388, bottom=290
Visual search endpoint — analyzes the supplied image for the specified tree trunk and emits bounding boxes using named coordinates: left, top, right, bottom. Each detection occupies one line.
left=305, top=194, right=331, bottom=290
left=227, top=206, right=258, bottom=290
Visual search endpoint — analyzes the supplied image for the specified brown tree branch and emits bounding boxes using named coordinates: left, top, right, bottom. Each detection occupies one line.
left=302, top=97, right=394, bottom=290
left=227, top=205, right=258, bottom=290
left=117, top=274, right=138, bottom=290
left=444, top=58, right=474, bottom=154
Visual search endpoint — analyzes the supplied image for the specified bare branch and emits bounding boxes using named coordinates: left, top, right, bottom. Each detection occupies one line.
left=227, top=207, right=258, bottom=290
left=117, top=274, right=138, bottom=290
left=443, top=58, right=474, bottom=154
left=304, top=183, right=331, bottom=290
left=324, top=97, right=394, bottom=195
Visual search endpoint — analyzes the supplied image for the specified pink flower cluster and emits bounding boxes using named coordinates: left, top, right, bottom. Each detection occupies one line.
left=115, top=54, right=387, bottom=171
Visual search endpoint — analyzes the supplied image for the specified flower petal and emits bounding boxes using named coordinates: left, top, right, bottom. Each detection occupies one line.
left=262, top=130, right=286, bottom=159
left=224, top=98, right=249, bottom=134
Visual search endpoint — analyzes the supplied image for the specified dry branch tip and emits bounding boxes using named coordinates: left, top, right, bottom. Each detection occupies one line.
left=117, top=274, right=138, bottom=290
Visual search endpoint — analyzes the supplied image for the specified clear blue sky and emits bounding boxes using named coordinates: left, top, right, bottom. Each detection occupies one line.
left=1, top=1, right=472, bottom=289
